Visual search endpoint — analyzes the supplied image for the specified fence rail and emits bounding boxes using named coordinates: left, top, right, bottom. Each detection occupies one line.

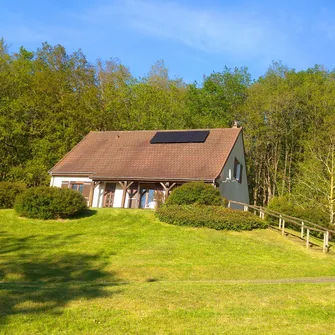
left=228, top=200, right=335, bottom=254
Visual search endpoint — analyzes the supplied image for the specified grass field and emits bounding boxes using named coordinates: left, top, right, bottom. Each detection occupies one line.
left=1, top=208, right=335, bottom=334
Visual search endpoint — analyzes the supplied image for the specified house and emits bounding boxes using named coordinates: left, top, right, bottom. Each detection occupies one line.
left=49, top=127, right=249, bottom=208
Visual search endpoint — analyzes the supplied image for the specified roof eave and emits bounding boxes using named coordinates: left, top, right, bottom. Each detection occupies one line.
left=49, top=171, right=95, bottom=176
left=91, top=176, right=214, bottom=183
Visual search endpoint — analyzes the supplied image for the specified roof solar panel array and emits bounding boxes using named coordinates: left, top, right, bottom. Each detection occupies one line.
left=150, top=130, right=209, bottom=144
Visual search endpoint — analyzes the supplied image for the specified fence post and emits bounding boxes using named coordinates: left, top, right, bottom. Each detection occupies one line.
left=306, top=229, right=310, bottom=249
left=228, top=201, right=231, bottom=208
left=243, top=205, right=248, bottom=212
left=259, top=209, right=263, bottom=218
left=281, top=219, right=285, bottom=235
left=301, top=222, right=304, bottom=238
left=323, top=231, right=329, bottom=253
left=279, top=215, right=282, bottom=228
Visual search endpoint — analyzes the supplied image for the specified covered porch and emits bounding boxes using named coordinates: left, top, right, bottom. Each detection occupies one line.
left=90, top=180, right=178, bottom=209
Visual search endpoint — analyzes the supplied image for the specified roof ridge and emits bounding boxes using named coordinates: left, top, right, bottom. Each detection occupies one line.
left=90, top=127, right=241, bottom=134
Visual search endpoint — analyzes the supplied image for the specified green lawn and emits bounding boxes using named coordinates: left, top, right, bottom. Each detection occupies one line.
left=1, top=209, right=335, bottom=334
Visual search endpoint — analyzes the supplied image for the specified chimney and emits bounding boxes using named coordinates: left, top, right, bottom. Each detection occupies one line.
left=232, top=120, right=238, bottom=128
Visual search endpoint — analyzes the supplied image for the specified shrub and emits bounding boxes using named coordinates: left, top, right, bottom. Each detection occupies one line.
left=14, top=186, right=87, bottom=220
left=268, top=196, right=329, bottom=228
left=156, top=204, right=267, bottom=231
left=0, top=182, right=26, bottom=209
left=166, top=182, right=225, bottom=206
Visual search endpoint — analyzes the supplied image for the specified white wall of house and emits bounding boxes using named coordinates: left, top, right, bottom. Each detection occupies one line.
left=218, top=133, right=249, bottom=209
left=51, top=177, right=128, bottom=209
left=113, top=183, right=126, bottom=208
left=92, top=182, right=104, bottom=208
left=50, top=176, right=92, bottom=187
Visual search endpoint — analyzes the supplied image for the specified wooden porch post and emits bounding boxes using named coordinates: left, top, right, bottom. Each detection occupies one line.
left=136, top=183, right=141, bottom=208
left=88, top=181, right=95, bottom=208
left=119, top=181, right=134, bottom=208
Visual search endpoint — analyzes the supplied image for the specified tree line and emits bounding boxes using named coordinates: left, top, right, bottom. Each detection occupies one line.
left=1, top=39, right=334, bottom=223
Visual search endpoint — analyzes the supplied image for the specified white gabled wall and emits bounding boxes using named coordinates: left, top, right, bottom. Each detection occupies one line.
left=218, top=132, right=249, bottom=208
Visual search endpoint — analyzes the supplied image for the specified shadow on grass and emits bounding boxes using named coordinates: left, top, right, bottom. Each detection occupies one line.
left=0, top=232, right=123, bottom=326
left=68, top=209, right=98, bottom=220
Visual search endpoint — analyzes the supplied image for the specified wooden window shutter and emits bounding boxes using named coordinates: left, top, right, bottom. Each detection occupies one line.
left=239, top=164, right=243, bottom=183
left=82, top=182, right=91, bottom=199
left=61, top=181, right=69, bottom=189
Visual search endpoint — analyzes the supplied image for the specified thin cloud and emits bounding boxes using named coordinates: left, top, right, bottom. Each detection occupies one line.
left=79, top=0, right=291, bottom=61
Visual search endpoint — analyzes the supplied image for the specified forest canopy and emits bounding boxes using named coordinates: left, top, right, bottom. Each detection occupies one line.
left=1, top=38, right=335, bottom=224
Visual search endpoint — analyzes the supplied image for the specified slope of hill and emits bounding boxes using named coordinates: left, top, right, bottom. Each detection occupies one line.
left=0, top=209, right=334, bottom=334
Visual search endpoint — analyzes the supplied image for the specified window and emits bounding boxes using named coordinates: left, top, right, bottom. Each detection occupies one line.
left=69, top=182, right=91, bottom=201
left=71, top=183, right=84, bottom=193
left=139, top=188, right=155, bottom=209
left=233, top=158, right=243, bottom=183
left=61, top=181, right=91, bottom=205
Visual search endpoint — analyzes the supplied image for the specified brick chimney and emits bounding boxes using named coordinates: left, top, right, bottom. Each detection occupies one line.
left=232, top=120, right=238, bottom=128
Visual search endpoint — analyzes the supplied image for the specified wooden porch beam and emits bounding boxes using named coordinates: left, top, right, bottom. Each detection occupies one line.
left=160, top=182, right=168, bottom=191
left=160, top=182, right=177, bottom=200
left=168, top=183, right=176, bottom=191
left=119, top=181, right=134, bottom=208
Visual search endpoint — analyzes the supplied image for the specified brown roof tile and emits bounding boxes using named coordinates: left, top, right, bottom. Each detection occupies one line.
left=49, top=128, right=242, bottom=181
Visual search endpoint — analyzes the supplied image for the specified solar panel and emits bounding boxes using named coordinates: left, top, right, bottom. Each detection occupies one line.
left=150, top=132, right=168, bottom=144
left=164, top=131, right=183, bottom=143
left=150, top=130, right=210, bottom=144
left=180, top=131, right=194, bottom=142
left=190, top=130, right=209, bottom=142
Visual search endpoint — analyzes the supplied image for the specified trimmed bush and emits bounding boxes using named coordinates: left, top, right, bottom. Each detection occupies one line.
left=14, top=186, right=87, bottom=220
left=166, top=182, right=225, bottom=206
left=156, top=204, right=267, bottom=231
left=0, top=182, right=26, bottom=209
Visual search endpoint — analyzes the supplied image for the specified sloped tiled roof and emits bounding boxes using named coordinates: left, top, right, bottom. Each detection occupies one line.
left=49, top=128, right=242, bottom=181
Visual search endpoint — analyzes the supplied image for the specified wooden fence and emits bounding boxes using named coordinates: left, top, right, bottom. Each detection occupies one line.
left=227, top=200, right=335, bottom=254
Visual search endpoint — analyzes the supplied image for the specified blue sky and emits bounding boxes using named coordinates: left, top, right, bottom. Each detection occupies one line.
left=1, top=0, right=335, bottom=83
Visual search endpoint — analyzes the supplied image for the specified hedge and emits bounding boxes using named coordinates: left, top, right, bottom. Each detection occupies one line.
left=14, top=186, right=87, bottom=220
left=166, top=182, right=225, bottom=206
left=156, top=204, right=268, bottom=231
left=268, top=196, right=330, bottom=229
left=0, top=182, right=26, bottom=209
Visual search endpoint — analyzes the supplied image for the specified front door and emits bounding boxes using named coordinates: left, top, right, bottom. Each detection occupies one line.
left=104, top=183, right=116, bottom=208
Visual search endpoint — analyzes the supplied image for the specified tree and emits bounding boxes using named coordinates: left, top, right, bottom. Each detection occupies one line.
left=294, top=115, right=335, bottom=225
left=187, top=66, right=251, bottom=128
